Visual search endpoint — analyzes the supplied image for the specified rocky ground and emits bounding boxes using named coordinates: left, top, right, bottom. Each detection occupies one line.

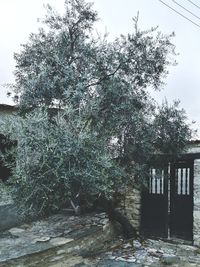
left=96, top=238, right=200, bottom=267
left=0, top=212, right=200, bottom=266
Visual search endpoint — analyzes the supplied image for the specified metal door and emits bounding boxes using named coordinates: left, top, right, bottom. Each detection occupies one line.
left=141, top=165, right=168, bottom=238
left=170, top=160, right=193, bottom=241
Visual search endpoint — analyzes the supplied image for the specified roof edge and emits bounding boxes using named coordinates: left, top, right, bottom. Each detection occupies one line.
left=0, top=104, right=17, bottom=111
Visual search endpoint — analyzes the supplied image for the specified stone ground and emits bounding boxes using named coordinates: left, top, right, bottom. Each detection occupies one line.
left=0, top=212, right=200, bottom=266
left=96, top=238, right=200, bottom=267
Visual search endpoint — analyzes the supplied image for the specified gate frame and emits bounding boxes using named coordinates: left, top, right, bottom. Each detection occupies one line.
left=141, top=152, right=200, bottom=244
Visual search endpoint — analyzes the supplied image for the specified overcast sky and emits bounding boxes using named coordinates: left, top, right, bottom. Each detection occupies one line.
left=0, top=0, right=200, bottom=133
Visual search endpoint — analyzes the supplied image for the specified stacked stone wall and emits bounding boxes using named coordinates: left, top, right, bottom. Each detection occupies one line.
left=117, top=187, right=141, bottom=232
left=187, top=143, right=200, bottom=246
left=193, top=159, right=200, bottom=246
left=124, top=188, right=141, bottom=231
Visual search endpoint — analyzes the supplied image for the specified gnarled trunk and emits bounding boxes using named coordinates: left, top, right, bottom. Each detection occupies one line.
left=70, top=192, right=137, bottom=239
left=93, top=195, right=137, bottom=239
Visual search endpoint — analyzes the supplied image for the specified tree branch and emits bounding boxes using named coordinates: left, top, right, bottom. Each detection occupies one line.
left=85, top=63, right=122, bottom=89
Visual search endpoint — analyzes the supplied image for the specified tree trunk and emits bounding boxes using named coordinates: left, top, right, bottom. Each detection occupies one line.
left=72, top=192, right=137, bottom=239
left=94, top=195, right=137, bottom=239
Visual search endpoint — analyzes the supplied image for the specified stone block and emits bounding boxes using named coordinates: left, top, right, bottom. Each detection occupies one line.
left=193, top=235, right=200, bottom=247
left=125, top=195, right=136, bottom=200
left=193, top=211, right=200, bottom=220
left=161, top=255, right=180, bottom=265
left=193, top=202, right=200, bottom=211
left=125, top=208, right=140, bottom=215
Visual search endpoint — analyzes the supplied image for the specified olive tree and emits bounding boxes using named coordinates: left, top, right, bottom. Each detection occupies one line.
left=1, top=0, right=192, bottom=237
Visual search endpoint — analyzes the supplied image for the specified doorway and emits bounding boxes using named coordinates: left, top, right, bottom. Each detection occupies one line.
left=141, top=160, right=193, bottom=241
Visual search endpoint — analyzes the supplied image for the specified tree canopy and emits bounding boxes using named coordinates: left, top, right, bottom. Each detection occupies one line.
left=2, top=0, right=192, bottom=219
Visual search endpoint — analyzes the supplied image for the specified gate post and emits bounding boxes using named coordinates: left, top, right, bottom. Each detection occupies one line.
left=124, top=187, right=141, bottom=232
left=193, top=159, right=200, bottom=246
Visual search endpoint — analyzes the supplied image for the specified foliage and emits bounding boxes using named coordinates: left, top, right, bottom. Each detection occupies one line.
left=0, top=108, right=125, bottom=215
left=153, top=100, right=192, bottom=154
left=2, top=0, right=192, bottom=216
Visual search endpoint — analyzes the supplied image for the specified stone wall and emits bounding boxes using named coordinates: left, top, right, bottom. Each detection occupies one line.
left=186, top=143, right=200, bottom=246
left=193, top=159, right=200, bottom=246
left=118, top=187, right=141, bottom=233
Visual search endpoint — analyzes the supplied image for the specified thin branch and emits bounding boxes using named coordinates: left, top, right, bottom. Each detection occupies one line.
left=85, top=63, right=122, bottom=89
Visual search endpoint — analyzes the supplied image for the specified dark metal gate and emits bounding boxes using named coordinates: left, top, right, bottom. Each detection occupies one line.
left=141, top=160, right=193, bottom=241
left=170, top=160, right=193, bottom=240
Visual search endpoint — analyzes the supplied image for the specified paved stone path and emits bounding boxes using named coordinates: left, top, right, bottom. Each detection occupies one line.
left=94, top=238, right=200, bottom=267
left=0, top=212, right=200, bottom=266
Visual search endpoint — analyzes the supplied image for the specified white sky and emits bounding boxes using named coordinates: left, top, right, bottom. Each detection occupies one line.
left=0, top=0, right=200, bottom=133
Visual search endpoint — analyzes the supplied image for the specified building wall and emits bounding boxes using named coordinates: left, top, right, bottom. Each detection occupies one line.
left=0, top=104, right=16, bottom=119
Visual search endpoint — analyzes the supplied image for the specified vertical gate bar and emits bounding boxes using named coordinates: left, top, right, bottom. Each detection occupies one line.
left=188, top=168, right=190, bottom=195
left=185, top=168, right=188, bottom=195
left=183, top=168, right=186, bottom=195
left=155, top=169, right=157, bottom=194
left=150, top=168, right=153, bottom=193
left=190, top=162, right=193, bottom=196
left=160, top=170, right=163, bottom=194
left=149, top=169, right=151, bottom=193
left=180, top=168, right=183, bottom=195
